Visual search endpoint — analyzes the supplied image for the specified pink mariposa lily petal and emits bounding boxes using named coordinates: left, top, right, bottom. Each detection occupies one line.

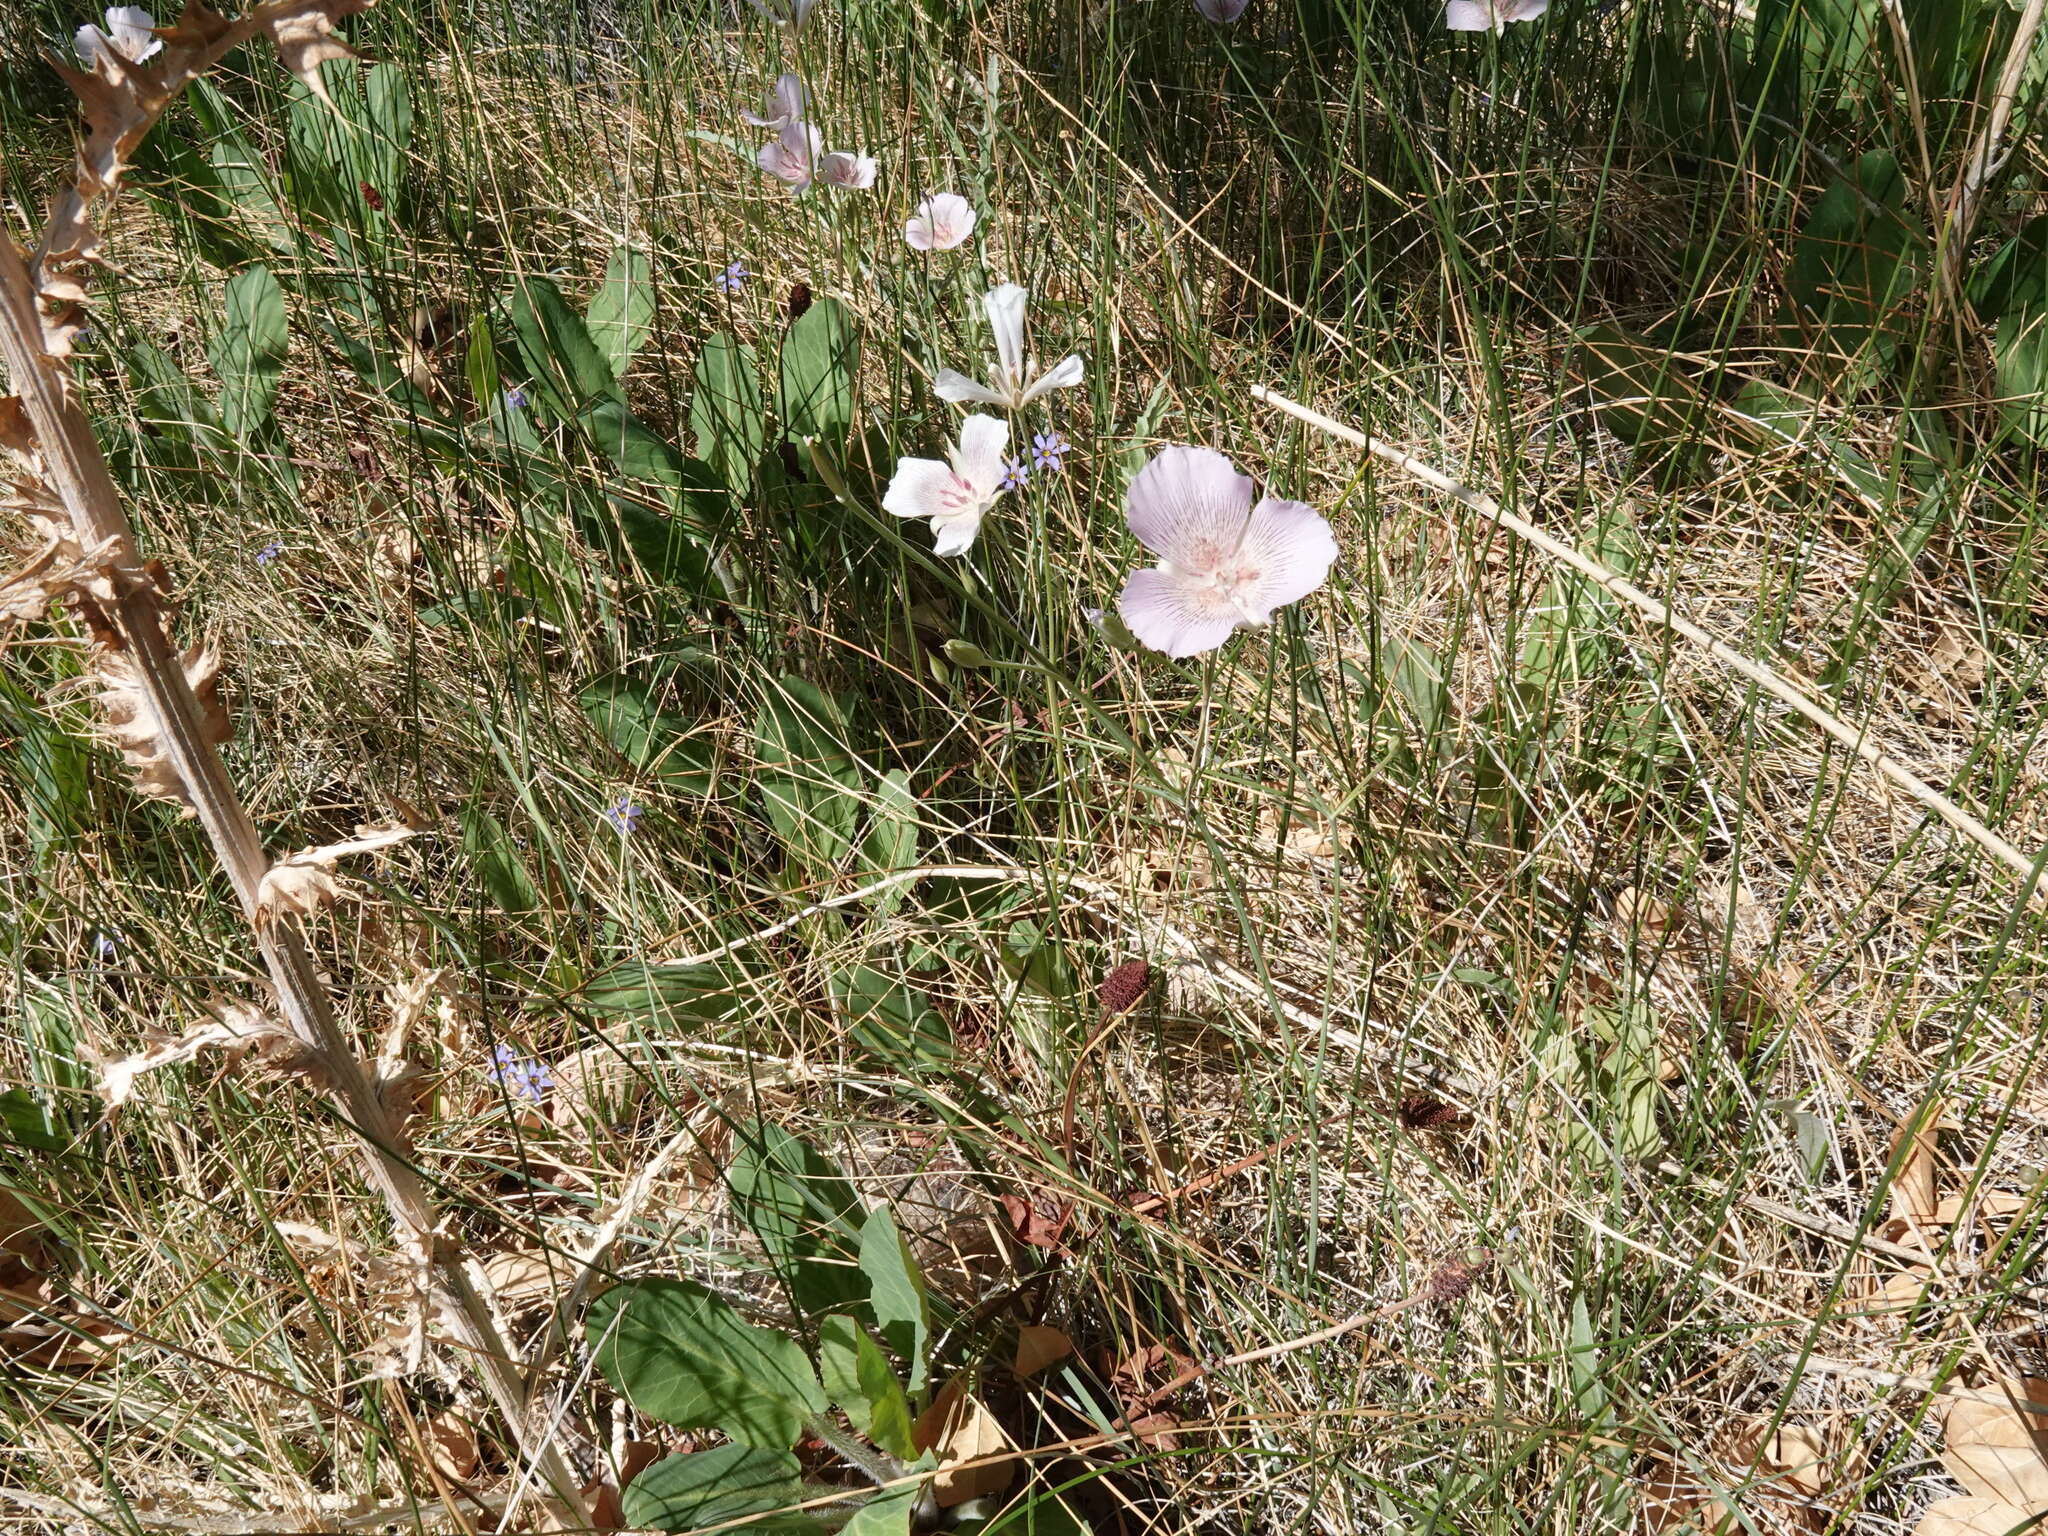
left=1114, top=445, right=1337, bottom=658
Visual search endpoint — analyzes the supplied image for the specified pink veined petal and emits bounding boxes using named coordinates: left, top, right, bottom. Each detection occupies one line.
left=951, top=414, right=1011, bottom=493
left=1505, top=0, right=1548, bottom=19
left=930, top=510, right=987, bottom=557
left=1444, top=0, right=1495, bottom=29
left=882, top=457, right=962, bottom=522
left=1117, top=568, right=1242, bottom=659
left=74, top=23, right=110, bottom=63
left=922, top=193, right=975, bottom=249
left=982, top=284, right=1029, bottom=386
left=758, top=122, right=821, bottom=188
left=819, top=152, right=877, bottom=189
left=904, top=215, right=936, bottom=251
left=1019, top=353, right=1085, bottom=404
left=1229, top=496, right=1339, bottom=622
left=933, top=370, right=1008, bottom=406
left=743, top=71, right=806, bottom=127
left=1124, top=445, right=1256, bottom=573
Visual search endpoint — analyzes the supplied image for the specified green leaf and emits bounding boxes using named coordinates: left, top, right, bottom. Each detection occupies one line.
left=622, top=1445, right=808, bottom=1533
left=579, top=675, right=716, bottom=793
left=840, top=1481, right=921, bottom=1536
left=831, top=967, right=957, bottom=1074
left=778, top=297, right=859, bottom=442
left=729, top=1123, right=869, bottom=1316
left=0, top=1088, right=66, bottom=1153
left=1788, top=149, right=1919, bottom=374
left=1571, top=325, right=1707, bottom=461
left=577, top=959, right=754, bottom=1022
left=587, top=245, right=655, bottom=381
left=510, top=277, right=620, bottom=416
left=856, top=772, right=919, bottom=918
left=210, top=266, right=288, bottom=438
left=858, top=1206, right=930, bottom=1394
left=967, top=1491, right=1092, bottom=1536
left=587, top=1278, right=827, bottom=1447
left=459, top=803, right=541, bottom=914
left=1514, top=506, right=1640, bottom=697
left=691, top=334, right=767, bottom=496
left=755, top=676, right=864, bottom=873
left=817, top=1315, right=917, bottom=1459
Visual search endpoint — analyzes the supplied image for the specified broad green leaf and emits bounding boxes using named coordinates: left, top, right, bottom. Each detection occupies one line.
left=587, top=1278, right=826, bottom=1447
left=857, top=771, right=919, bottom=918
left=510, top=277, right=620, bottom=415
left=756, top=676, right=856, bottom=774
left=831, top=967, right=956, bottom=1074
left=729, top=1123, right=868, bottom=1316
left=840, top=1481, right=921, bottom=1536
left=1728, top=379, right=1889, bottom=505
left=577, top=959, right=753, bottom=1022
left=778, top=296, right=858, bottom=441
left=966, top=1491, right=1092, bottom=1536
left=755, top=676, right=864, bottom=873
left=1788, top=149, right=1919, bottom=375
left=579, top=675, right=716, bottom=793
left=459, top=803, right=541, bottom=914
left=1515, top=507, right=1639, bottom=696
left=691, top=334, right=767, bottom=495
left=622, top=1445, right=806, bottom=1533
left=0, top=1087, right=65, bottom=1153
left=587, top=246, right=655, bottom=381
left=859, top=1206, right=930, bottom=1394
left=210, top=266, right=288, bottom=438
left=817, top=1314, right=917, bottom=1459
left=1571, top=325, right=1707, bottom=460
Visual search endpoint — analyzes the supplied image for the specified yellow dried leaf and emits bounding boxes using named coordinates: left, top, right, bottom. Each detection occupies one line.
left=2, top=528, right=120, bottom=622
left=1913, top=1497, right=2038, bottom=1536
left=1888, top=1100, right=1951, bottom=1227
left=480, top=1250, right=559, bottom=1303
left=254, top=823, right=414, bottom=926
left=912, top=1378, right=1014, bottom=1507
left=1013, top=1324, right=1073, bottom=1378
left=1940, top=1379, right=2048, bottom=1512
left=89, top=643, right=231, bottom=814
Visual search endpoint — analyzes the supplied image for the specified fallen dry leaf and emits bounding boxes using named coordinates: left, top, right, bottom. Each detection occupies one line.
left=94, top=998, right=329, bottom=1109
left=998, top=1193, right=1074, bottom=1251
left=1013, top=1325, right=1073, bottom=1378
left=912, top=1377, right=1014, bottom=1507
left=1939, top=1379, right=2048, bottom=1512
left=1889, top=1101, right=1952, bottom=1227
left=479, top=1250, right=560, bottom=1305
left=422, top=1410, right=479, bottom=1482
left=1914, top=1497, right=2038, bottom=1536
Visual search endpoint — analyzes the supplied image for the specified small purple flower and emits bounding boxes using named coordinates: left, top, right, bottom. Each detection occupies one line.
left=1031, top=430, right=1070, bottom=474
left=604, top=797, right=643, bottom=834
left=489, top=1043, right=552, bottom=1102
left=1001, top=456, right=1029, bottom=491
left=92, top=927, right=124, bottom=961
left=716, top=262, right=748, bottom=295
left=503, top=387, right=529, bottom=411
left=256, top=540, right=284, bottom=565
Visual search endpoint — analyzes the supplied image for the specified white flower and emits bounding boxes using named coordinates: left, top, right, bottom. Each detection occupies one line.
left=748, top=0, right=819, bottom=31
left=933, top=284, right=1084, bottom=411
left=818, top=151, right=877, bottom=190
left=758, top=121, right=824, bottom=193
left=1196, top=0, right=1250, bottom=20
left=1444, top=0, right=1548, bottom=30
left=905, top=193, right=977, bottom=251
left=882, top=414, right=1011, bottom=556
left=743, top=73, right=807, bottom=130
left=1115, top=445, right=1337, bottom=658
left=75, top=4, right=161, bottom=66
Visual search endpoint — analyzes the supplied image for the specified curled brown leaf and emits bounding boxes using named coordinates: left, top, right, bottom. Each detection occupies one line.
left=254, top=823, right=415, bottom=926
left=88, top=642, right=231, bottom=813
left=94, top=997, right=328, bottom=1109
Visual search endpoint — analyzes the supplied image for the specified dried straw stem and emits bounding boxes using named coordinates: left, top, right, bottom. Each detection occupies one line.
left=0, top=234, right=590, bottom=1528
left=1251, top=384, right=2047, bottom=910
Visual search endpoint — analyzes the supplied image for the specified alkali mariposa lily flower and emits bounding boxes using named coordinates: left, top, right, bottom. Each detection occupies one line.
left=933, top=283, right=1084, bottom=410
left=1195, top=0, right=1250, bottom=21
left=1115, top=445, right=1337, bottom=659
left=1444, top=0, right=1548, bottom=30
left=748, top=0, right=819, bottom=33
left=75, top=4, right=160, bottom=66
left=817, top=151, right=877, bottom=190
left=758, top=121, right=824, bottom=192
left=882, top=414, right=1011, bottom=556
left=743, top=73, right=807, bottom=130
left=904, top=193, right=977, bottom=251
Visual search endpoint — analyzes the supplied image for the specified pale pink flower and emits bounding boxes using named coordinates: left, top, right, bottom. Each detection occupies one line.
left=934, top=284, right=1084, bottom=411
left=758, top=122, right=824, bottom=192
left=1115, top=446, right=1337, bottom=659
left=748, top=0, right=819, bottom=32
left=75, top=5, right=161, bottom=65
left=1445, top=0, right=1547, bottom=30
left=743, top=73, right=807, bottom=130
left=904, top=193, right=977, bottom=252
left=818, top=151, right=878, bottom=190
left=1196, top=0, right=1250, bottom=20
left=882, top=414, right=1010, bottom=556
